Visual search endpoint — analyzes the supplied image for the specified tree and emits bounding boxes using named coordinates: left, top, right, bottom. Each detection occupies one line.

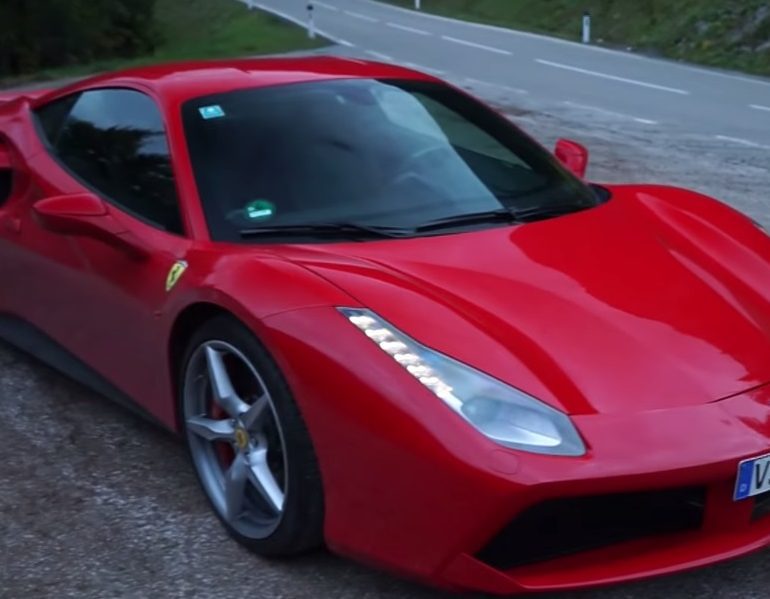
left=0, top=0, right=158, bottom=77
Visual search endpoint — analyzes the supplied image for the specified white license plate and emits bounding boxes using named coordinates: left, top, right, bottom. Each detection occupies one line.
left=734, top=453, right=770, bottom=500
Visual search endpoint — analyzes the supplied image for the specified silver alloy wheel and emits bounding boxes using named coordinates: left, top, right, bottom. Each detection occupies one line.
left=183, top=340, right=288, bottom=538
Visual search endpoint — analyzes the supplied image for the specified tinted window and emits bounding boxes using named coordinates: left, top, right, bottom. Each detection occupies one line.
left=36, top=93, right=80, bottom=146
left=41, top=89, right=183, bottom=234
left=0, top=137, right=14, bottom=206
left=0, top=170, right=11, bottom=206
left=182, top=79, right=597, bottom=242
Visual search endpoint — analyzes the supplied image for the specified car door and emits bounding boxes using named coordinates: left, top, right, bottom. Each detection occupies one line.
left=6, top=87, right=190, bottom=415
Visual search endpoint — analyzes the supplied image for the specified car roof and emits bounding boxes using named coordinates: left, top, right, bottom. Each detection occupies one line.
left=37, top=56, right=438, bottom=107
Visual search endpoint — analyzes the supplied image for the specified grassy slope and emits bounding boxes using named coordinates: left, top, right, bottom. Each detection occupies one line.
left=385, top=0, right=770, bottom=76
left=5, top=0, right=325, bottom=84
left=152, top=0, right=325, bottom=61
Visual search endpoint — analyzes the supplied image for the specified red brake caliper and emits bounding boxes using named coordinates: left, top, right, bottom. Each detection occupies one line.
left=211, top=401, right=235, bottom=467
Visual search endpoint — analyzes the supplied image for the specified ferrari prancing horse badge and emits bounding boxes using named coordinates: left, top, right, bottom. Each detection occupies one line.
left=166, top=260, right=188, bottom=292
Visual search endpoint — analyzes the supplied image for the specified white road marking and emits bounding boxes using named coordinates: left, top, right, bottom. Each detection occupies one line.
left=465, top=77, right=528, bottom=95
left=240, top=1, right=354, bottom=47
left=715, top=135, right=766, bottom=148
left=344, top=10, right=378, bottom=23
left=363, top=0, right=770, bottom=89
left=750, top=104, right=770, bottom=112
left=365, top=50, right=394, bottom=62
left=507, top=114, right=537, bottom=125
left=535, top=59, right=690, bottom=95
left=442, top=35, right=511, bottom=55
left=405, top=62, right=445, bottom=75
left=563, top=100, right=658, bottom=124
left=314, top=1, right=339, bottom=10
left=386, top=22, right=431, bottom=35
left=362, top=0, right=648, bottom=57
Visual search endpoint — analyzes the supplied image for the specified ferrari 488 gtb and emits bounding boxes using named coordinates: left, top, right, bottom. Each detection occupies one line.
left=3, top=58, right=770, bottom=594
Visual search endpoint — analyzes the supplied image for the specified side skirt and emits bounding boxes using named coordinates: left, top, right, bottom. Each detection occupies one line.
left=0, top=313, right=170, bottom=431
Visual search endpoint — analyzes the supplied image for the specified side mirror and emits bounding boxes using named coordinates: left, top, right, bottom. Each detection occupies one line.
left=554, top=138, right=589, bottom=179
left=33, top=193, right=148, bottom=259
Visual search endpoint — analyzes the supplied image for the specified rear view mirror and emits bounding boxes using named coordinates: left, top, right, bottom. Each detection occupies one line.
left=554, top=139, right=589, bottom=179
left=33, top=193, right=148, bottom=259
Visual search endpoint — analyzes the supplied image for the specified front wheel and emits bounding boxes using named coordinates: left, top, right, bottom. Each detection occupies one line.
left=180, top=315, right=324, bottom=555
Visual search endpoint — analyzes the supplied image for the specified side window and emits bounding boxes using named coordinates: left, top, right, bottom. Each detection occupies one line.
left=36, top=93, right=80, bottom=146
left=0, top=169, right=11, bottom=207
left=0, top=138, right=12, bottom=206
left=38, top=89, right=183, bottom=234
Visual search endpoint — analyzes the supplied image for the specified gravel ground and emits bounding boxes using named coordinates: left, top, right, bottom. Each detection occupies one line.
left=2, top=48, right=770, bottom=599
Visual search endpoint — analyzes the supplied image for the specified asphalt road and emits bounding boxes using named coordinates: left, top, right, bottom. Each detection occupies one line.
left=249, top=0, right=770, bottom=147
left=248, top=0, right=770, bottom=225
left=4, top=343, right=770, bottom=599
left=3, top=2, right=770, bottom=598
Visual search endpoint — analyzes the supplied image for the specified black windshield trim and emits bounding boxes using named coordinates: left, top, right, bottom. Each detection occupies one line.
left=239, top=222, right=410, bottom=240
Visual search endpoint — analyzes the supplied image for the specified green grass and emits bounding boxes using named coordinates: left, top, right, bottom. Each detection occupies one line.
left=384, top=0, right=770, bottom=76
left=152, top=0, right=326, bottom=61
left=3, top=0, right=326, bottom=85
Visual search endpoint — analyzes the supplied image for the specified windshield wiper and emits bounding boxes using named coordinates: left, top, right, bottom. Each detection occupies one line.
left=413, top=208, right=519, bottom=232
left=239, top=222, right=408, bottom=240
left=512, top=202, right=592, bottom=221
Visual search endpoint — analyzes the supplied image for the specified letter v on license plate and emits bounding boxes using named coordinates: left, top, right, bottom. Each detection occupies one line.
left=735, top=453, right=770, bottom=500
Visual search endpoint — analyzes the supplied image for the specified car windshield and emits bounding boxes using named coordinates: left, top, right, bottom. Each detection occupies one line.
left=182, top=78, right=601, bottom=242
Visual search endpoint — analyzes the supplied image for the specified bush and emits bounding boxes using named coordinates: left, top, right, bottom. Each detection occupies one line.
left=0, top=0, right=158, bottom=77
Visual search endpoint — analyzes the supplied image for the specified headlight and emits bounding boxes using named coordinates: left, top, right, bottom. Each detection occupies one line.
left=340, top=308, right=585, bottom=457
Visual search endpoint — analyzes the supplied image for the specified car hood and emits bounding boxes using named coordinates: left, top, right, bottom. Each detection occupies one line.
left=283, top=185, right=770, bottom=415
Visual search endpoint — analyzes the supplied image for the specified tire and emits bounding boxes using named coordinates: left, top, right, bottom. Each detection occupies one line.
left=179, top=314, right=324, bottom=556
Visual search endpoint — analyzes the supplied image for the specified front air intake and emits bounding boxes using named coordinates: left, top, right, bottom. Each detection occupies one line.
left=476, top=486, right=707, bottom=570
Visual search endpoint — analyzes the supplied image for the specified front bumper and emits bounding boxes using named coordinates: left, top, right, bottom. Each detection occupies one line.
left=442, top=478, right=770, bottom=594
left=439, top=385, right=770, bottom=594
left=264, top=307, right=770, bottom=594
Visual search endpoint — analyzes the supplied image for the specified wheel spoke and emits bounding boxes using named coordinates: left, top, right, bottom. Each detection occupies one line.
left=186, top=416, right=235, bottom=442
left=246, top=447, right=285, bottom=513
left=241, top=394, right=269, bottom=431
left=205, top=346, right=248, bottom=418
left=187, top=341, right=289, bottom=534
left=224, top=453, right=249, bottom=521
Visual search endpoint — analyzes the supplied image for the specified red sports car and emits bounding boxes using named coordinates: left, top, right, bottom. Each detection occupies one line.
left=2, top=57, right=770, bottom=595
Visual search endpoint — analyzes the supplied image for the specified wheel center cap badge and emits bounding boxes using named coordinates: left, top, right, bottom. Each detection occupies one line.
left=234, top=428, right=249, bottom=450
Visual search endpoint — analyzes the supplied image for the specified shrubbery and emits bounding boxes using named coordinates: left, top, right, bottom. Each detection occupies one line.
left=0, top=0, right=157, bottom=76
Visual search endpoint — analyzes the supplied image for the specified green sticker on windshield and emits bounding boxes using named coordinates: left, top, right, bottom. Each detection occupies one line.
left=245, top=200, right=275, bottom=221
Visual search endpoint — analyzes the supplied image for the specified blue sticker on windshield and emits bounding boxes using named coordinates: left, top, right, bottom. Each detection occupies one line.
left=199, top=105, right=225, bottom=119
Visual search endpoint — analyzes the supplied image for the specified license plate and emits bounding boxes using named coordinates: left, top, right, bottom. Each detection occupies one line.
left=734, top=453, right=770, bottom=500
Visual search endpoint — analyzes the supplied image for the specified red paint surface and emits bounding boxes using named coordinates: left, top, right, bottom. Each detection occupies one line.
left=2, top=58, right=770, bottom=593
